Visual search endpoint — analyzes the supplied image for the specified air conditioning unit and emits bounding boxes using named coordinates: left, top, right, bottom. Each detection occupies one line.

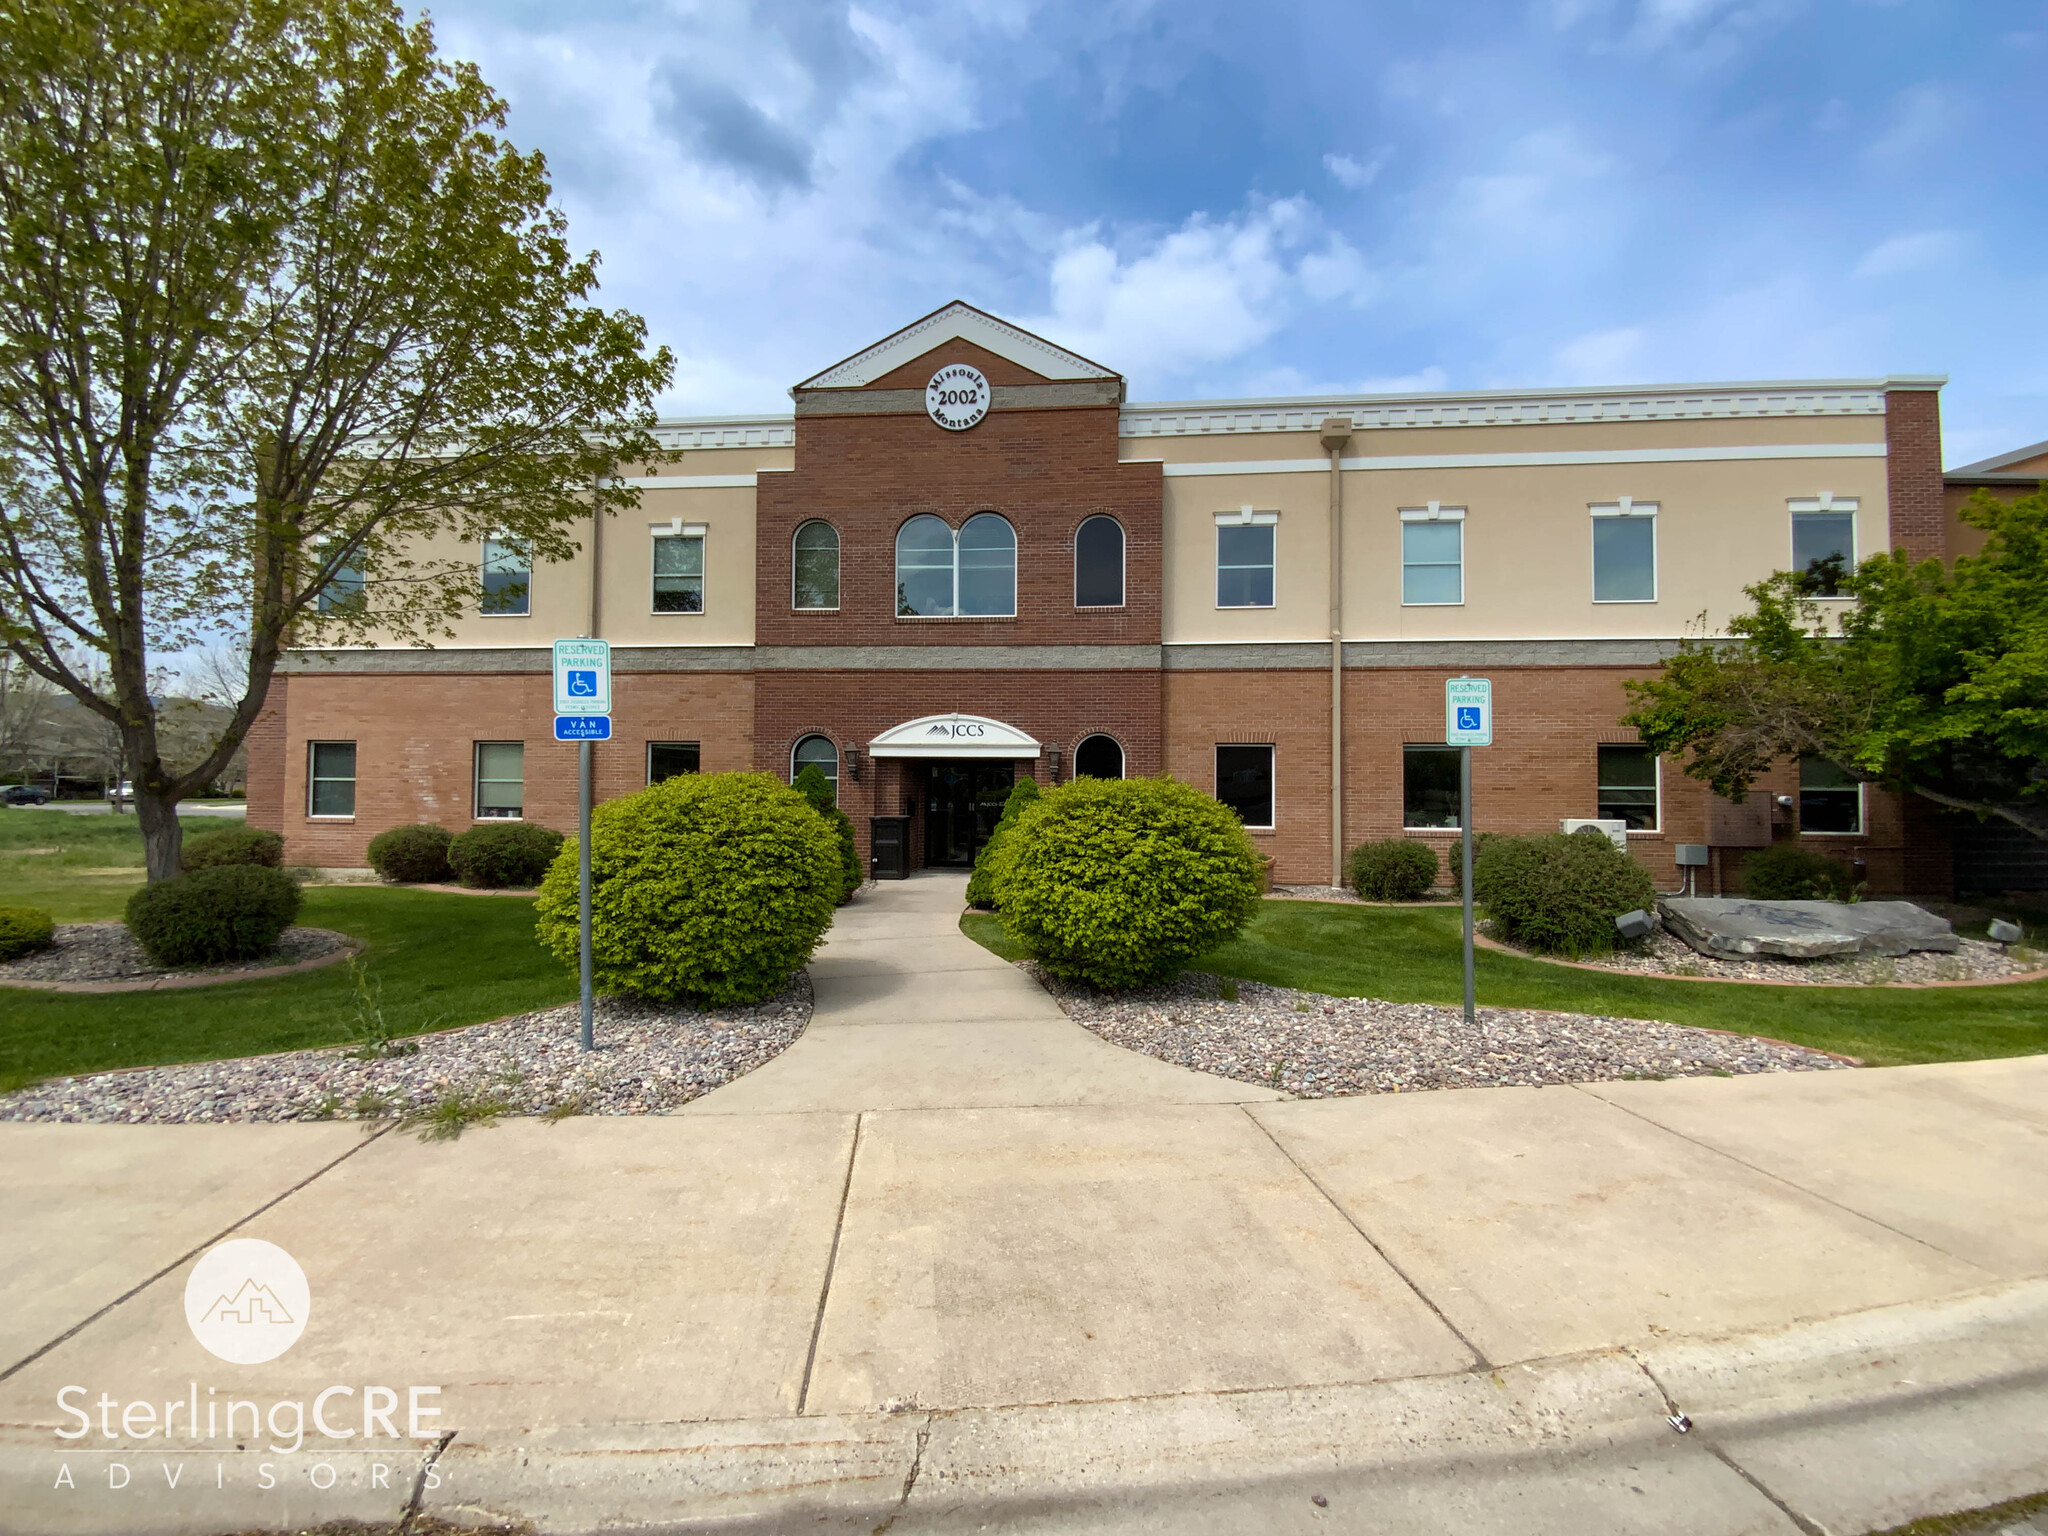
left=1561, top=817, right=1628, bottom=849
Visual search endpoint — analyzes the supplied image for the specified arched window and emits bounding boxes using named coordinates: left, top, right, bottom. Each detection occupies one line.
left=792, top=735, right=838, bottom=792
left=895, top=513, right=1017, bottom=617
left=1074, top=516, right=1124, bottom=608
left=793, top=521, right=840, bottom=609
left=1075, top=734, right=1124, bottom=779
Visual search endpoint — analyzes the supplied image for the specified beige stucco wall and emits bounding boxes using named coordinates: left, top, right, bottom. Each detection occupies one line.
left=600, top=481, right=758, bottom=647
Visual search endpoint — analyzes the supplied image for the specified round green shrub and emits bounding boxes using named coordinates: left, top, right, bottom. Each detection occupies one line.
left=1741, top=842, right=1858, bottom=902
left=1347, top=838, right=1439, bottom=901
left=367, top=823, right=455, bottom=884
left=1472, top=831, right=1658, bottom=957
left=449, top=822, right=563, bottom=889
left=125, top=866, right=303, bottom=967
left=179, top=825, right=284, bottom=871
left=966, top=777, right=1041, bottom=910
left=1445, top=831, right=1501, bottom=900
left=533, top=771, right=841, bottom=1006
left=792, top=764, right=862, bottom=903
left=993, top=776, right=1262, bottom=990
left=0, top=906, right=56, bottom=961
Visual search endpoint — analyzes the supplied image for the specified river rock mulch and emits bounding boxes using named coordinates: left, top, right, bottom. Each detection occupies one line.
left=0, top=978, right=811, bottom=1125
left=1029, top=965, right=1850, bottom=1096
left=1503, top=926, right=2038, bottom=986
left=0, top=922, right=353, bottom=985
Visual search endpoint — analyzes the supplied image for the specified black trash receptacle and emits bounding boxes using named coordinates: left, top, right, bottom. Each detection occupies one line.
left=869, top=816, right=910, bottom=880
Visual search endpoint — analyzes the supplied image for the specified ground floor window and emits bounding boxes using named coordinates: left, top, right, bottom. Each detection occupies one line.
left=475, top=741, right=525, bottom=819
left=1403, top=745, right=1460, bottom=829
left=1075, top=734, right=1124, bottom=778
left=1216, top=744, right=1273, bottom=828
left=308, top=741, right=357, bottom=817
left=1596, top=744, right=1658, bottom=830
left=1800, top=756, right=1863, bottom=833
left=648, top=742, right=700, bottom=784
left=792, top=734, right=838, bottom=792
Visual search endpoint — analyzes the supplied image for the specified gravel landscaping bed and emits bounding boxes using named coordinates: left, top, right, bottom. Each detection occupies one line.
left=1503, top=926, right=2039, bottom=985
left=1031, top=965, right=1851, bottom=1096
left=0, top=922, right=353, bottom=984
left=0, top=977, right=811, bottom=1125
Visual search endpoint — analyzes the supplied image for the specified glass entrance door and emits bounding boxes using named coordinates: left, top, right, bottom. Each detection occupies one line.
left=924, top=760, right=1015, bottom=867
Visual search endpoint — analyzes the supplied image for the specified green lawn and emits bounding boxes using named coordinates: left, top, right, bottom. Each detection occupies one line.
left=0, top=806, right=234, bottom=920
left=961, top=901, right=2048, bottom=1068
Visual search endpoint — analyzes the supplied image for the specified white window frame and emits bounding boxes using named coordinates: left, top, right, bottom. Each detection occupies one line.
left=1401, top=743, right=1462, bottom=832
left=315, top=544, right=366, bottom=614
left=1214, top=507, right=1278, bottom=610
left=791, top=734, right=839, bottom=791
left=1788, top=494, right=1859, bottom=599
left=651, top=520, right=707, bottom=615
left=1398, top=503, right=1466, bottom=606
left=1215, top=741, right=1276, bottom=830
left=646, top=741, right=700, bottom=784
left=1595, top=743, right=1661, bottom=834
left=792, top=519, right=841, bottom=611
left=1799, top=757, right=1866, bottom=836
left=1073, top=514, right=1127, bottom=609
left=473, top=741, right=525, bottom=822
left=307, top=741, right=357, bottom=819
left=1589, top=498, right=1659, bottom=604
left=479, top=534, right=531, bottom=618
left=894, top=513, right=1018, bottom=618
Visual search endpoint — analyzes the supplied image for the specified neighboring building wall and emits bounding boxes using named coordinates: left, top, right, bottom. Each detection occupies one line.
left=1884, top=386, right=1946, bottom=561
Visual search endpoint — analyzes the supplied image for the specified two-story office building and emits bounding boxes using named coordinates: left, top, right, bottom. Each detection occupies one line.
left=248, top=301, right=1958, bottom=894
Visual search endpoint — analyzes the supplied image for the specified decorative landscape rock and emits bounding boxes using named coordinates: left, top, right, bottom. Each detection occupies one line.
left=1658, top=897, right=1960, bottom=959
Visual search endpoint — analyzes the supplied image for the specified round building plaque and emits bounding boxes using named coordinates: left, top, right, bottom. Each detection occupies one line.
left=926, top=364, right=990, bottom=431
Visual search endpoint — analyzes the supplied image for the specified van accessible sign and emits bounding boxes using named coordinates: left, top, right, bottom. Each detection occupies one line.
left=552, top=639, right=611, bottom=716
left=1445, top=676, right=1492, bottom=747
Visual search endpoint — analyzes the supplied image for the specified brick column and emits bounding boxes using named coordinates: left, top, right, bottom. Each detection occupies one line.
left=1884, top=386, right=1946, bottom=562
left=244, top=674, right=288, bottom=833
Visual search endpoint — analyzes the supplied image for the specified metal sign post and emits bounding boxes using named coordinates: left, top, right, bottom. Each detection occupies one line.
left=1445, top=677, right=1493, bottom=1027
left=553, top=639, right=612, bottom=1052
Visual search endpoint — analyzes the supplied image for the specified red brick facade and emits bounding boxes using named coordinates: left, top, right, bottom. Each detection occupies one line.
left=1885, top=387, right=1946, bottom=561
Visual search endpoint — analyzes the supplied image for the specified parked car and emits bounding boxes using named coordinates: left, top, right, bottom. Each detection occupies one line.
left=108, top=780, right=134, bottom=805
left=2, top=784, right=52, bottom=806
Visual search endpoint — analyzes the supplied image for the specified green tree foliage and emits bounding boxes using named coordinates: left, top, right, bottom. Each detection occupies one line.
left=533, top=773, right=839, bottom=1006
left=994, top=776, right=1261, bottom=990
left=965, top=776, right=1040, bottom=909
left=1623, top=490, right=2048, bottom=838
left=0, top=0, right=672, bottom=879
left=792, top=763, right=861, bottom=903
left=1473, top=831, right=1657, bottom=957
left=1739, top=843, right=1858, bottom=902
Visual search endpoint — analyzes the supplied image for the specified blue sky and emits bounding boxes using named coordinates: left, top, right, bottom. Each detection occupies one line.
left=428, top=0, right=2047, bottom=463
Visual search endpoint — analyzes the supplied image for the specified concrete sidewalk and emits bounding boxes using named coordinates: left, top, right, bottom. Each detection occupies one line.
left=3, top=871, right=2045, bottom=1534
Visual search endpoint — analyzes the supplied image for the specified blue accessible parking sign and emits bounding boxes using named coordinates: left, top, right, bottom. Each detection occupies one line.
left=554, top=714, right=612, bottom=741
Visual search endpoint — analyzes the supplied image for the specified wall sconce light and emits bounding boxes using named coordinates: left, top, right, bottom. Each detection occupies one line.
left=1047, top=745, right=1062, bottom=785
left=843, top=745, right=861, bottom=782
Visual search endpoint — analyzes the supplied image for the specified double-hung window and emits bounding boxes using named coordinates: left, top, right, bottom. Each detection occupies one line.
left=1789, top=496, right=1858, bottom=597
left=1399, top=503, right=1465, bottom=605
left=315, top=544, right=366, bottom=614
left=1800, top=757, right=1863, bottom=833
left=1590, top=499, right=1658, bottom=603
left=475, top=742, right=524, bottom=820
left=481, top=536, right=530, bottom=616
left=1215, top=508, right=1277, bottom=608
left=308, top=742, right=357, bottom=817
left=1596, top=744, right=1659, bottom=830
left=653, top=526, right=706, bottom=613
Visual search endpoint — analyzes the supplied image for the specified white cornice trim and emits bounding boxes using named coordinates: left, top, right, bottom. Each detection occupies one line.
left=618, top=474, right=758, bottom=489
left=651, top=416, right=794, bottom=450
left=796, top=302, right=1119, bottom=389
left=1159, top=442, right=1886, bottom=478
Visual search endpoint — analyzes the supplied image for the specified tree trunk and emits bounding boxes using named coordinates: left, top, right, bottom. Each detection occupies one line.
left=136, top=785, right=186, bottom=882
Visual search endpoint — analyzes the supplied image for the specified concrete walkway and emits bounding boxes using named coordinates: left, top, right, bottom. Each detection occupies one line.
left=3, top=872, right=2046, bottom=1534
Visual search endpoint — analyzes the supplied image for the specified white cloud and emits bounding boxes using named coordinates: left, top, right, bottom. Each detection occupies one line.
left=1852, top=229, right=1966, bottom=279
left=1323, top=149, right=1390, bottom=190
left=1866, top=81, right=1961, bottom=160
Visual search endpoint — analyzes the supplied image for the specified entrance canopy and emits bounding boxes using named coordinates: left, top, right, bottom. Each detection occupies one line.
left=868, top=713, right=1041, bottom=760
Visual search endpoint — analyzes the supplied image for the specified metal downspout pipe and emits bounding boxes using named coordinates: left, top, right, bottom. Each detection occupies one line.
left=1320, top=418, right=1353, bottom=889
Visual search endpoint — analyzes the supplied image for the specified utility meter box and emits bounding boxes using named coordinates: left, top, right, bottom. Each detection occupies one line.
left=1675, top=844, right=1711, bottom=867
left=1561, top=817, right=1629, bottom=849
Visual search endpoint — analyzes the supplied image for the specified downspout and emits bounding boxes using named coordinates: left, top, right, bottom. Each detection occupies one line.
left=1320, top=418, right=1353, bottom=889
left=587, top=472, right=605, bottom=638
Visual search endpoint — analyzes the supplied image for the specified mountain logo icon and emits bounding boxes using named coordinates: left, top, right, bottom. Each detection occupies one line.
left=183, top=1239, right=310, bottom=1364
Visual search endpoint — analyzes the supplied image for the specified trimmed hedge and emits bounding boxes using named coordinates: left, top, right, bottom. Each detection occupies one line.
left=792, top=764, right=862, bottom=903
left=966, top=777, right=1041, bottom=910
left=533, top=772, right=841, bottom=1005
left=1742, top=842, right=1859, bottom=902
left=449, top=822, right=563, bottom=889
left=179, top=826, right=284, bottom=871
left=125, top=866, right=303, bottom=967
left=1472, top=830, right=1658, bottom=957
left=367, top=823, right=455, bottom=884
left=0, top=906, right=56, bottom=962
left=994, top=776, right=1262, bottom=990
left=1347, top=838, right=1439, bottom=902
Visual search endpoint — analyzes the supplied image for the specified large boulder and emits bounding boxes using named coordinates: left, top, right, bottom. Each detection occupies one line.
left=1657, top=898, right=1959, bottom=959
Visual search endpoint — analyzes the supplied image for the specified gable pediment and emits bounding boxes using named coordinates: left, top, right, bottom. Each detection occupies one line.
left=798, top=302, right=1118, bottom=390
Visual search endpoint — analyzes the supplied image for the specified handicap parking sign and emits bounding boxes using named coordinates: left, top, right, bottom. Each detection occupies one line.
left=1456, top=705, right=1481, bottom=732
left=566, top=669, right=597, bottom=698
left=1445, top=677, right=1492, bottom=746
left=552, top=638, right=611, bottom=715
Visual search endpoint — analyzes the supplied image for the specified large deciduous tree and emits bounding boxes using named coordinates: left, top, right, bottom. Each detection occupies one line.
left=1622, top=489, right=2048, bottom=838
left=0, top=0, right=673, bottom=877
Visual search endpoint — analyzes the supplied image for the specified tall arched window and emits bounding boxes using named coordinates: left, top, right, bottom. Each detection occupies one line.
left=1074, top=516, right=1124, bottom=608
left=895, top=513, right=1017, bottom=617
left=1075, top=734, right=1124, bottom=779
left=793, top=521, right=840, bottom=609
left=792, top=734, right=838, bottom=792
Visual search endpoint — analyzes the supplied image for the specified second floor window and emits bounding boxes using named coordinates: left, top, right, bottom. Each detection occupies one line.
left=1074, top=515, right=1125, bottom=607
left=1400, top=505, right=1465, bottom=606
left=1215, top=510, right=1276, bottom=608
left=315, top=544, right=365, bottom=614
left=896, top=512, right=1016, bottom=617
left=481, top=537, right=530, bottom=615
left=793, top=520, right=840, bottom=609
left=1791, top=498, right=1857, bottom=597
left=653, top=529, right=705, bottom=613
left=1591, top=500, right=1657, bottom=603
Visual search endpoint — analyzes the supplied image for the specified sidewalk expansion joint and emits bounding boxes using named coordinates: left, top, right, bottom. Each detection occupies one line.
left=798, top=1110, right=865, bottom=1416
left=1703, top=1443, right=1826, bottom=1536
left=397, top=1429, right=457, bottom=1534
left=1240, top=1105, right=1493, bottom=1369
left=0, top=1122, right=397, bottom=1383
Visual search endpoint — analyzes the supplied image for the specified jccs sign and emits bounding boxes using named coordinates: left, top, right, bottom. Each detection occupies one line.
left=924, top=722, right=988, bottom=738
